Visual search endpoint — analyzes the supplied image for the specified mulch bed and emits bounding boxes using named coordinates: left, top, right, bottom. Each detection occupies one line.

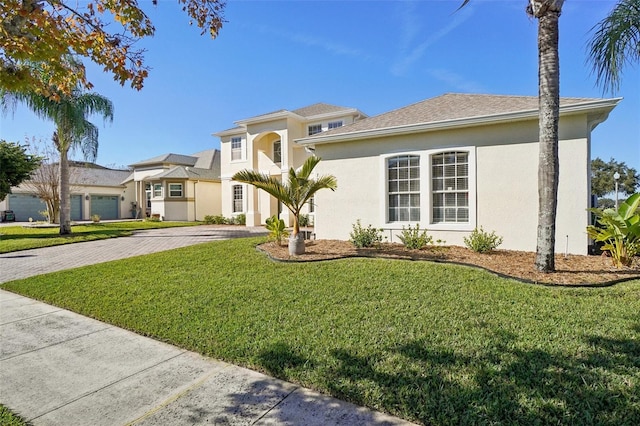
left=257, top=239, right=640, bottom=286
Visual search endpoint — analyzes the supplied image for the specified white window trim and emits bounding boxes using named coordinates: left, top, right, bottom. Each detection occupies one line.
left=168, top=183, right=183, bottom=198
left=308, top=124, right=323, bottom=136
left=153, top=183, right=163, bottom=198
left=230, top=136, right=245, bottom=162
left=379, top=147, right=476, bottom=231
left=232, top=184, right=244, bottom=213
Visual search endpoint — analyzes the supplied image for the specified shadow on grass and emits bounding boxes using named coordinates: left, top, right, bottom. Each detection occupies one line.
left=320, top=328, right=640, bottom=425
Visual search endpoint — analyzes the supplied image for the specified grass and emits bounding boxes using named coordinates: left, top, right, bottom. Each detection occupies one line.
left=0, top=221, right=198, bottom=253
left=0, top=405, right=28, bottom=426
left=2, top=237, right=639, bottom=425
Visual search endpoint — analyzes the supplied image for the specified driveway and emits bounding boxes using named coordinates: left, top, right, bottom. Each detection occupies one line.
left=0, top=225, right=267, bottom=284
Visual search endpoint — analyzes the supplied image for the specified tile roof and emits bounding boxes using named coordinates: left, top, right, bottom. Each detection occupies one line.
left=309, top=93, right=599, bottom=138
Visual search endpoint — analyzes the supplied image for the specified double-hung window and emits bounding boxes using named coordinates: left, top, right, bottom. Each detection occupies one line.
left=231, top=137, right=243, bottom=161
left=328, top=121, right=343, bottom=129
left=168, top=183, right=183, bottom=197
left=431, top=152, right=469, bottom=223
left=388, top=155, right=420, bottom=222
left=153, top=183, right=162, bottom=198
left=232, top=185, right=243, bottom=213
left=308, top=124, right=322, bottom=136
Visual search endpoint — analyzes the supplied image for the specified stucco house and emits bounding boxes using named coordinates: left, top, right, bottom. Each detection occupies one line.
left=218, top=93, right=619, bottom=255
left=297, top=93, right=620, bottom=255
left=1, top=162, right=135, bottom=222
left=215, top=103, right=367, bottom=226
left=124, top=149, right=221, bottom=221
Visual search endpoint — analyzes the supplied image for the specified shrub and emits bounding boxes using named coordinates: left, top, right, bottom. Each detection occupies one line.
left=587, top=193, right=640, bottom=268
left=265, top=215, right=288, bottom=245
left=234, top=213, right=246, bottom=225
left=350, top=219, right=383, bottom=248
left=299, top=214, right=310, bottom=227
left=464, top=227, right=503, bottom=253
left=91, top=214, right=101, bottom=223
left=204, top=215, right=227, bottom=225
left=146, top=214, right=161, bottom=222
left=397, top=224, right=433, bottom=250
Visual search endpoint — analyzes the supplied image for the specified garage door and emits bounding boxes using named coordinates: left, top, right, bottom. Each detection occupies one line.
left=8, top=194, right=47, bottom=222
left=90, top=195, right=119, bottom=220
left=70, top=195, right=82, bottom=221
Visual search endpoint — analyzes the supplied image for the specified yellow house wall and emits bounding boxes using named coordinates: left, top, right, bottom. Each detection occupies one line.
left=313, top=114, right=592, bottom=254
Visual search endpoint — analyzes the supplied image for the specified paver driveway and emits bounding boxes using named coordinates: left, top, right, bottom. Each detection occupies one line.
left=0, top=225, right=267, bottom=284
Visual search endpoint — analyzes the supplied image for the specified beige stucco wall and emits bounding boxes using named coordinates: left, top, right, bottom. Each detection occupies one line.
left=313, top=114, right=592, bottom=254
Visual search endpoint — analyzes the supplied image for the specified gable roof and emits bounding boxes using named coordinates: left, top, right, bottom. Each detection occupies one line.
left=296, top=93, right=620, bottom=144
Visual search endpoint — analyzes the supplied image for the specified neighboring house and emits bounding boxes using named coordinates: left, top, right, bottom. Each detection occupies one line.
left=215, top=103, right=367, bottom=227
left=292, top=93, right=620, bottom=255
left=124, top=149, right=221, bottom=221
left=1, top=162, right=134, bottom=221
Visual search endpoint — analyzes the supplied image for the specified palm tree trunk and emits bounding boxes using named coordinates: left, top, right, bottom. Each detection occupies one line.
left=59, top=147, right=72, bottom=234
left=534, top=4, right=561, bottom=272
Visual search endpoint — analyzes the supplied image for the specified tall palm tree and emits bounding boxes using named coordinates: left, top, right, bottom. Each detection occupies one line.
left=232, top=156, right=337, bottom=255
left=3, top=88, right=113, bottom=234
left=588, top=0, right=640, bottom=94
left=460, top=0, right=563, bottom=272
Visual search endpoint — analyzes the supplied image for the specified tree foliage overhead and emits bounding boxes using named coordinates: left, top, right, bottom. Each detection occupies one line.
left=0, top=139, right=41, bottom=201
left=587, top=0, right=640, bottom=94
left=591, top=157, right=640, bottom=197
left=0, top=0, right=226, bottom=98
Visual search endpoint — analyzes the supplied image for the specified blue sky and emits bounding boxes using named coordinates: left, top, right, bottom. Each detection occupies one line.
left=1, top=0, right=638, bottom=171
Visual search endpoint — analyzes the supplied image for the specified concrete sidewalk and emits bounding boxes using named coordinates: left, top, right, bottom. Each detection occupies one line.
left=0, top=226, right=415, bottom=425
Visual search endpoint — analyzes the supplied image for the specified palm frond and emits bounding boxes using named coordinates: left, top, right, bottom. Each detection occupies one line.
left=588, top=0, right=640, bottom=94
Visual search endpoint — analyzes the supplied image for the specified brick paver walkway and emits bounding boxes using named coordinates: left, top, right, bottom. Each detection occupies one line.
left=0, top=225, right=267, bottom=284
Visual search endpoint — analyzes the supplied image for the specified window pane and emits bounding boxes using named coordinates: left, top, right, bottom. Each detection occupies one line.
left=433, top=193, right=443, bottom=207
left=445, top=208, right=457, bottom=221
left=399, top=194, right=410, bottom=207
left=444, top=178, right=456, bottom=190
left=410, top=180, right=420, bottom=191
left=389, top=195, right=398, bottom=208
left=433, top=208, right=443, bottom=222
left=389, top=181, right=398, bottom=193
left=411, top=193, right=420, bottom=206
left=410, top=208, right=420, bottom=221
left=398, top=181, right=408, bottom=192
left=458, top=208, right=469, bottom=222
left=457, top=193, right=469, bottom=206
left=433, top=178, right=443, bottom=191
left=399, top=209, right=409, bottom=221
left=457, top=178, right=468, bottom=190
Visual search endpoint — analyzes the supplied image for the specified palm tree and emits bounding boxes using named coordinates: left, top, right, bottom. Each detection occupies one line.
left=588, top=0, right=640, bottom=94
left=3, top=88, right=113, bottom=234
left=232, top=156, right=337, bottom=255
left=460, top=0, right=563, bottom=272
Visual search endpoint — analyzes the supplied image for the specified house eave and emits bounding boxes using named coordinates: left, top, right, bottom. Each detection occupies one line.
left=295, top=98, right=622, bottom=146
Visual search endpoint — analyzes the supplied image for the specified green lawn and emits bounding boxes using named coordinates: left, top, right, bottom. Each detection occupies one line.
left=0, top=405, right=27, bottom=426
left=2, top=237, right=639, bottom=425
left=0, top=221, right=198, bottom=253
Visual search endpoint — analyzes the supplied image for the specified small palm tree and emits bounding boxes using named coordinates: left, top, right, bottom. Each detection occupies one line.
left=3, top=87, right=114, bottom=234
left=232, top=156, right=337, bottom=255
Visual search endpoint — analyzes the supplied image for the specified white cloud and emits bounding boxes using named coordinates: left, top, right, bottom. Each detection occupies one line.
left=426, top=68, right=486, bottom=93
left=391, top=3, right=475, bottom=76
